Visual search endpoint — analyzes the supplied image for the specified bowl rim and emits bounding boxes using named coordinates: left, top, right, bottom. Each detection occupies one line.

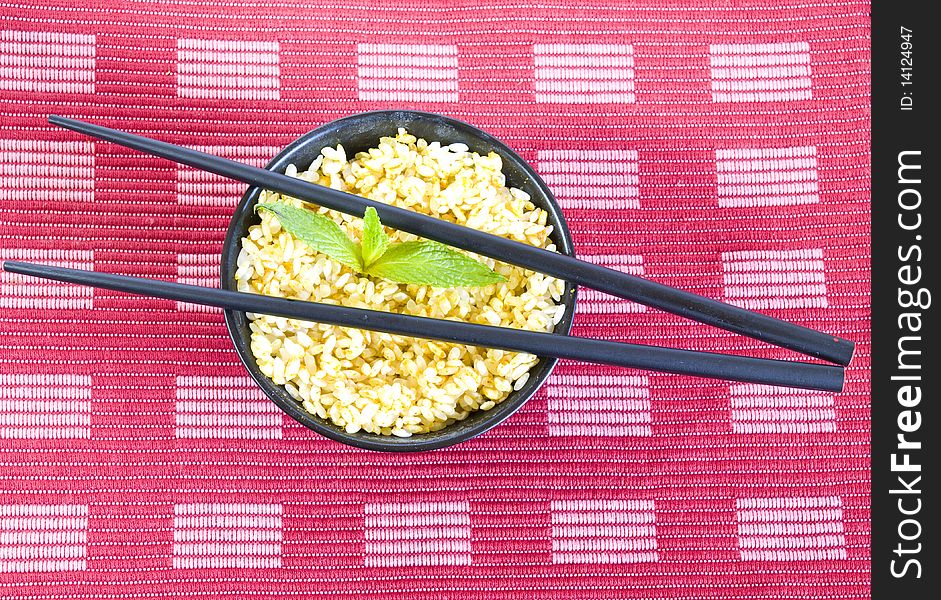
left=221, top=109, right=577, bottom=452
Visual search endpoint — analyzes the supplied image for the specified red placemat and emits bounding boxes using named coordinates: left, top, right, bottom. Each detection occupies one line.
left=0, top=1, right=871, bottom=597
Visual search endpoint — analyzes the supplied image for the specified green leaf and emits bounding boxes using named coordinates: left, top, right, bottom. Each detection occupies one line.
left=365, top=241, right=505, bottom=287
left=360, top=206, right=390, bottom=268
left=256, top=202, right=363, bottom=271
left=255, top=202, right=504, bottom=289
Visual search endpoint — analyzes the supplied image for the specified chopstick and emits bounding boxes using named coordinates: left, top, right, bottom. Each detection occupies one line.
left=2, top=261, right=844, bottom=392
left=47, top=115, right=855, bottom=366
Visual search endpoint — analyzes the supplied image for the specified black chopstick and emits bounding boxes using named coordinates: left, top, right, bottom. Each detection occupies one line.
left=3, top=260, right=844, bottom=392
left=47, top=115, right=855, bottom=366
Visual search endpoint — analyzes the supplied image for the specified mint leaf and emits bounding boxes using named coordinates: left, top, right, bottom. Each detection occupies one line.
left=361, top=207, right=390, bottom=267
left=255, top=202, right=504, bottom=288
left=365, top=241, right=505, bottom=287
left=256, top=202, right=363, bottom=271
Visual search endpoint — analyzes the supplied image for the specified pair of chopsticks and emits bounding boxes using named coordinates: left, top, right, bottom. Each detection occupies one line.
left=1, top=116, right=854, bottom=393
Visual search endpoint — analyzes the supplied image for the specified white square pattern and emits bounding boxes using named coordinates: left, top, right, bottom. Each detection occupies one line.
left=736, top=496, right=847, bottom=561
left=709, top=42, right=812, bottom=103
left=1, top=139, right=95, bottom=204
left=536, top=149, right=640, bottom=210
left=722, top=248, right=827, bottom=310
left=0, top=504, right=88, bottom=573
left=176, top=145, right=282, bottom=207
left=551, top=499, right=657, bottom=564
left=576, top=254, right=646, bottom=314
left=176, top=253, right=220, bottom=313
left=533, top=44, right=635, bottom=104
left=364, top=501, right=472, bottom=567
left=357, top=44, right=458, bottom=102
left=730, top=383, right=835, bottom=434
left=0, top=31, right=95, bottom=93
left=0, top=374, right=92, bottom=439
left=177, top=39, right=280, bottom=100
left=0, top=249, right=95, bottom=310
left=175, top=376, right=282, bottom=439
left=546, top=373, right=651, bottom=437
left=173, top=503, right=283, bottom=568
left=716, top=146, right=819, bottom=208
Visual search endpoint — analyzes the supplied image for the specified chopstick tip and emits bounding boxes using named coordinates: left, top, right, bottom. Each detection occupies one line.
left=0, top=260, right=21, bottom=273
left=835, top=366, right=847, bottom=393
left=844, top=339, right=857, bottom=366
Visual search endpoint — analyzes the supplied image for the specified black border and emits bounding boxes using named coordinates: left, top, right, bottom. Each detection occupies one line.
left=872, top=2, right=935, bottom=595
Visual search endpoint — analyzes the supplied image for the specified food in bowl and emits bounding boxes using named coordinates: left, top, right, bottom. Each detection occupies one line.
left=234, top=129, right=566, bottom=437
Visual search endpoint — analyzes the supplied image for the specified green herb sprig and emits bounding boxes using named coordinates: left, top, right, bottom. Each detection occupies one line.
left=256, top=202, right=505, bottom=288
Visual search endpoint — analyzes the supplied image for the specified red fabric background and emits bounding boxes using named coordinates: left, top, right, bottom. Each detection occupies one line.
left=0, top=0, right=870, bottom=597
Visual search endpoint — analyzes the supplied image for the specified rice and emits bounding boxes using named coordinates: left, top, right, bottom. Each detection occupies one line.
left=234, top=129, right=565, bottom=437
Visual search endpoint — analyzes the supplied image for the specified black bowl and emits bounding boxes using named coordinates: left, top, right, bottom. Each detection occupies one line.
left=221, top=110, right=577, bottom=451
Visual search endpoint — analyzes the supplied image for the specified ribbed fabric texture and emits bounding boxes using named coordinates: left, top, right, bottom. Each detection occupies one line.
left=0, top=1, right=870, bottom=597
